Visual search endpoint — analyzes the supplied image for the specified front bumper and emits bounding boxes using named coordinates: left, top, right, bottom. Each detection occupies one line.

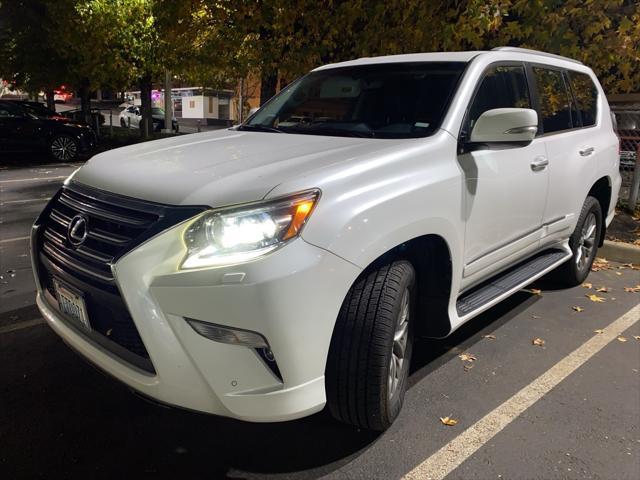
left=34, top=216, right=361, bottom=422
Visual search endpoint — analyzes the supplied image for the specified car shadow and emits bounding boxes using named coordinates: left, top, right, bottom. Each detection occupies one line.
left=5, top=290, right=543, bottom=480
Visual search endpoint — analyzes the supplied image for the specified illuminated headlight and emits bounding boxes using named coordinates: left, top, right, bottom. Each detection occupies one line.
left=181, top=190, right=320, bottom=269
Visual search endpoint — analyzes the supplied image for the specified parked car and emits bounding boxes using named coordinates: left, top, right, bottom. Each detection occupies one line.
left=0, top=100, right=96, bottom=161
left=32, top=47, right=620, bottom=431
left=118, top=105, right=178, bottom=132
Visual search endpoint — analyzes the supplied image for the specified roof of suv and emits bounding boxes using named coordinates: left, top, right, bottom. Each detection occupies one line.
left=314, top=48, right=584, bottom=71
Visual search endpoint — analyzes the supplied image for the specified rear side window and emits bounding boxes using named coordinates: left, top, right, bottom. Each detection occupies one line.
left=568, top=71, right=598, bottom=127
left=532, top=67, right=576, bottom=134
left=468, top=65, right=531, bottom=131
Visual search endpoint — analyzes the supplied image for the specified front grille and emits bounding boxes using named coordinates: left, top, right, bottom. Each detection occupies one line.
left=35, top=182, right=206, bottom=373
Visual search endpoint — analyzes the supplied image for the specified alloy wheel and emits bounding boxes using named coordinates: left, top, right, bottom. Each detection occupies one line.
left=50, top=136, right=77, bottom=161
left=575, top=212, right=597, bottom=272
left=388, top=288, right=410, bottom=400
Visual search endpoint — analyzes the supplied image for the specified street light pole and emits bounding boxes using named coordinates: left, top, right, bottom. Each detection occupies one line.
left=163, top=69, right=173, bottom=134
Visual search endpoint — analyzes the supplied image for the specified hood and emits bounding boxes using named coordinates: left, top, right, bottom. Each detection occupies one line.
left=73, top=129, right=389, bottom=207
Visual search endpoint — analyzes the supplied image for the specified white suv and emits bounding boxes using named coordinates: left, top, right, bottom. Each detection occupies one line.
left=32, top=47, right=621, bottom=430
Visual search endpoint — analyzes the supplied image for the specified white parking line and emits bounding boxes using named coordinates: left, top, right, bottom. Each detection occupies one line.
left=0, top=175, right=67, bottom=184
left=1, top=198, right=50, bottom=205
left=0, top=318, right=45, bottom=335
left=402, top=303, right=640, bottom=480
left=0, top=235, right=30, bottom=244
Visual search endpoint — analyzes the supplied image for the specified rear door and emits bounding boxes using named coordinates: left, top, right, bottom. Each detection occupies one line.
left=531, top=66, right=602, bottom=247
left=459, top=63, right=549, bottom=284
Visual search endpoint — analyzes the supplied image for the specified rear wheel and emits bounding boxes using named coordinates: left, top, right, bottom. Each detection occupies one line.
left=552, top=196, right=602, bottom=286
left=326, top=260, right=415, bottom=431
left=49, top=135, right=78, bottom=162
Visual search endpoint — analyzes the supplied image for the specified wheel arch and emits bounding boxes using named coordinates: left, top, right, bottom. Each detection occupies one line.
left=587, top=176, right=612, bottom=247
left=339, top=233, right=454, bottom=339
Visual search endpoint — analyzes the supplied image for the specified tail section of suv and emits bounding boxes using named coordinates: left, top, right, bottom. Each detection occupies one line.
left=32, top=47, right=620, bottom=430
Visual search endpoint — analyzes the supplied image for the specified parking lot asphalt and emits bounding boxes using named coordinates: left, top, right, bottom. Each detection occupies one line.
left=1, top=158, right=639, bottom=480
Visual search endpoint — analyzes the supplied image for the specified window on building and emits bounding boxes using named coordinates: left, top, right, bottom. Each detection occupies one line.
left=568, top=71, right=598, bottom=127
left=533, top=67, right=576, bottom=134
left=467, top=65, right=531, bottom=132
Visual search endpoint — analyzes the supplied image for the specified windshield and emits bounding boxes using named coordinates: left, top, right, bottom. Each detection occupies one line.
left=244, top=62, right=466, bottom=139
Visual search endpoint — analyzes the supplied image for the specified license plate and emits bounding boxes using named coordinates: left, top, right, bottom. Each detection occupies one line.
left=53, top=279, right=91, bottom=331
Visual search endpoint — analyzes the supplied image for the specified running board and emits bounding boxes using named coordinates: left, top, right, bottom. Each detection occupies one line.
left=456, top=248, right=571, bottom=318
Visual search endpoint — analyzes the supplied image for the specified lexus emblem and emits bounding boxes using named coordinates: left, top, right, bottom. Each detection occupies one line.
left=67, top=215, right=89, bottom=247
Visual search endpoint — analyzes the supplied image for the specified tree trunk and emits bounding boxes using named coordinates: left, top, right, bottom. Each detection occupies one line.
left=259, top=69, right=278, bottom=106
left=139, top=76, right=153, bottom=139
left=79, top=78, right=91, bottom=125
left=45, top=89, right=55, bottom=111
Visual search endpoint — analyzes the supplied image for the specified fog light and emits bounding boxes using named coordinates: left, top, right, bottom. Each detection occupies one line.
left=186, top=319, right=268, bottom=349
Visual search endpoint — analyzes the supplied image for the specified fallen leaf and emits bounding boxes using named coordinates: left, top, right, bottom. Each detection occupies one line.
left=617, top=336, right=627, bottom=342
left=594, top=329, right=605, bottom=334
left=633, top=336, right=640, bottom=341
left=459, top=353, right=477, bottom=362
left=624, top=285, right=640, bottom=293
left=572, top=306, right=584, bottom=312
left=616, top=272, right=622, bottom=276
left=595, top=257, right=609, bottom=264
left=106, top=328, right=113, bottom=336
left=528, top=288, right=542, bottom=295
left=440, top=416, right=458, bottom=426
left=532, top=315, right=541, bottom=319
left=463, top=364, right=474, bottom=372
left=596, top=286, right=610, bottom=293
left=586, top=294, right=606, bottom=303
left=582, top=283, right=593, bottom=289
left=532, top=338, right=545, bottom=346
left=483, top=334, right=497, bottom=340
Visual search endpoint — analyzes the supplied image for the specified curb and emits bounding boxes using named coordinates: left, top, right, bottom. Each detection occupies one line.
left=597, top=240, right=640, bottom=264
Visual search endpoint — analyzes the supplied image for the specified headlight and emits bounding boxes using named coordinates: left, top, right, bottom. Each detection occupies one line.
left=181, top=190, right=320, bottom=269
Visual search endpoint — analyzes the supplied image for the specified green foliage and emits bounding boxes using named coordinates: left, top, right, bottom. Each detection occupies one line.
left=1, top=0, right=637, bottom=99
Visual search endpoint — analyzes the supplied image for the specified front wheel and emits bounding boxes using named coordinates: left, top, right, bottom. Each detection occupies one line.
left=49, top=135, right=79, bottom=162
left=552, top=196, right=602, bottom=286
left=326, top=260, right=415, bottom=431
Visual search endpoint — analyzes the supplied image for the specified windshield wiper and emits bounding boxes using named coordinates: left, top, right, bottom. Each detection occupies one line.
left=238, top=124, right=284, bottom=133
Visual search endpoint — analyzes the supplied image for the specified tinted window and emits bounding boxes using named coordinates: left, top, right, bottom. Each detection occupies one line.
left=568, top=71, right=598, bottom=127
left=246, top=62, right=467, bottom=139
left=468, top=65, right=531, bottom=131
left=533, top=67, right=575, bottom=134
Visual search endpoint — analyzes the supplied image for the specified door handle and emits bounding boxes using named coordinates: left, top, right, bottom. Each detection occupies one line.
left=579, top=147, right=594, bottom=156
left=530, top=156, right=549, bottom=171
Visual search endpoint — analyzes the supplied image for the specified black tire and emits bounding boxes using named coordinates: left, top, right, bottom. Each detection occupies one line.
left=49, top=134, right=79, bottom=162
left=552, top=196, right=602, bottom=286
left=326, top=260, right=416, bottom=431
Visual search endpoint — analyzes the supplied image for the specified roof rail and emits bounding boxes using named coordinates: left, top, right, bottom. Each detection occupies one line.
left=491, top=46, right=583, bottom=65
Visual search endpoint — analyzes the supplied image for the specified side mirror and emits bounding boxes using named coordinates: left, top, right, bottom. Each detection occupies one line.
left=470, top=108, right=538, bottom=143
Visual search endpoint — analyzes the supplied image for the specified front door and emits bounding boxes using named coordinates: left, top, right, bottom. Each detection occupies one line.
left=459, top=64, right=549, bottom=285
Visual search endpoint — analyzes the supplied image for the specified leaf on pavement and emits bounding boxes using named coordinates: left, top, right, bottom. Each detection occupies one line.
left=528, top=288, right=542, bottom=295
left=440, top=416, right=458, bottom=426
left=596, top=286, right=610, bottom=293
left=586, top=294, right=606, bottom=303
left=532, top=338, right=545, bottom=346
left=459, top=353, right=477, bottom=362
left=582, top=282, right=593, bottom=289
left=624, top=285, right=640, bottom=293
left=617, top=336, right=627, bottom=342
left=464, top=364, right=474, bottom=372
left=594, top=329, right=605, bottom=334
left=633, top=336, right=640, bottom=341
left=482, top=334, right=497, bottom=340
left=591, top=258, right=611, bottom=272
left=572, top=306, right=584, bottom=312
left=615, top=272, right=622, bottom=276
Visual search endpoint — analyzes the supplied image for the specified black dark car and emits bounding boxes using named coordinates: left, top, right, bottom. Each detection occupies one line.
left=0, top=100, right=96, bottom=161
